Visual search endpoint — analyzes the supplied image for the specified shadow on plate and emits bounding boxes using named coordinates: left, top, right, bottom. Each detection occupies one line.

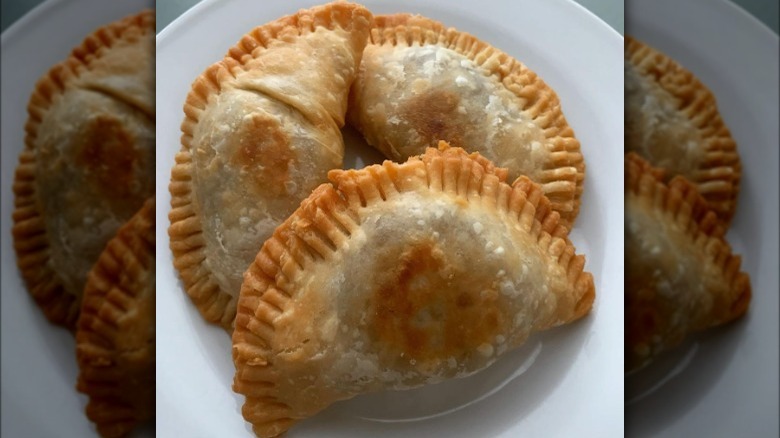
left=626, top=315, right=747, bottom=437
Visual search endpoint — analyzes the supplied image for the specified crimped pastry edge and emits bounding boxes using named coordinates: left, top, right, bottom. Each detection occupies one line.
left=232, top=143, right=594, bottom=437
left=75, top=197, right=155, bottom=438
left=624, top=152, right=750, bottom=370
left=169, top=2, right=373, bottom=331
left=349, top=13, right=585, bottom=228
left=625, top=36, right=742, bottom=225
left=12, top=9, right=155, bottom=330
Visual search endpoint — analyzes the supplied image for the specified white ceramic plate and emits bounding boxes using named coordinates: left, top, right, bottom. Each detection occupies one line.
left=155, top=0, right=624, bottom=436
left=625, top=0, right=779, bottom=436
left=0, top=1, right=155, bottom=437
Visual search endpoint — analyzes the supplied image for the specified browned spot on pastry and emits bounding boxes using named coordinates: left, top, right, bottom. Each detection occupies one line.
left=76, top=115, right=138, bottom=198
left=371, top=241, right=502, bottom=362
left=232, top=113, right=294, bottom=196
left=400, top=89, right=466, bottom=147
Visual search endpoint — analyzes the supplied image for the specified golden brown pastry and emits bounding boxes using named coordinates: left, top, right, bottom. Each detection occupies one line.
left=76, top=198, right=155, bottom=438
left=625, top=153, right=750, bottom=371
left=12, top=10, right=155, bottom=329
left=625, top=36, right=741, bottom=225
left=168, top=2, right=373, bottom=330
left=348, top=14, right=584, bottom=228
left=232, top=144, right=595, bottom=437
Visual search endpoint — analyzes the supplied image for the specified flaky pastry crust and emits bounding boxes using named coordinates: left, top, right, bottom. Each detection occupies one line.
left=12, top=10, right=155, bottom=329
left=625, top=36, right=741, bottom=225
left=625, top=153, right=750, bottom=371
left=76, top=198, right=155, bottom=438
left=169, top=2, right=373, bottom=330
left=348, top=14, right=585, bottom=228
left=232, top=143, right=594, bottom=437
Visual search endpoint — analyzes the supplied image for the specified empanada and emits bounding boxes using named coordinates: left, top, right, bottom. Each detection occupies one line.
left=232, top=144, right=595, bottom=437
left=12, top=10, right=155, bottom=329
left=625, top=36, right=741, bottom=225
left=168, top=2, right=373, bottom=330
left=625, top=153, right=750, bottom=372
left=76, top=198, right=155, bottom=438
left=348, top=14, right=584, bottom=228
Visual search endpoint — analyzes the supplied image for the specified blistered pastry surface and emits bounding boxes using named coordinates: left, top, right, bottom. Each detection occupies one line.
left=13, top=10, right=155, bottom=328
left=170, top=3, right=372, bottom=328
left=273, top=190, right=564, bottom=397
left=354, top=45, right=549, bottom=178
left=624, top=36, right=741, bottom=224
left=76, top=198, right=155, bottom=437
left=36, top=88, right=154, bottom=298
left=625, top=63, right=704, bottom=178
left=624, top=153, right=750, bottom=371
left=190, top=87, right=342, bottom=296
left=232, top=145, right=594, bottom=436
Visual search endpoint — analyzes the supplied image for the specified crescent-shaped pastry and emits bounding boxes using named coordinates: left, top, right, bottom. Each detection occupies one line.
left=347, top=14, right=585, bottom=228
left=168, top=2, right=373, bottom=330
left=624, top=36, right=741, bottom=225
left=625, top=153, right=750, bottom=372
left=12, top=10, right=155, bottom=329
left=75, top=198, right=155, bottom=438
left=232, top=144, right=595, bottom=437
